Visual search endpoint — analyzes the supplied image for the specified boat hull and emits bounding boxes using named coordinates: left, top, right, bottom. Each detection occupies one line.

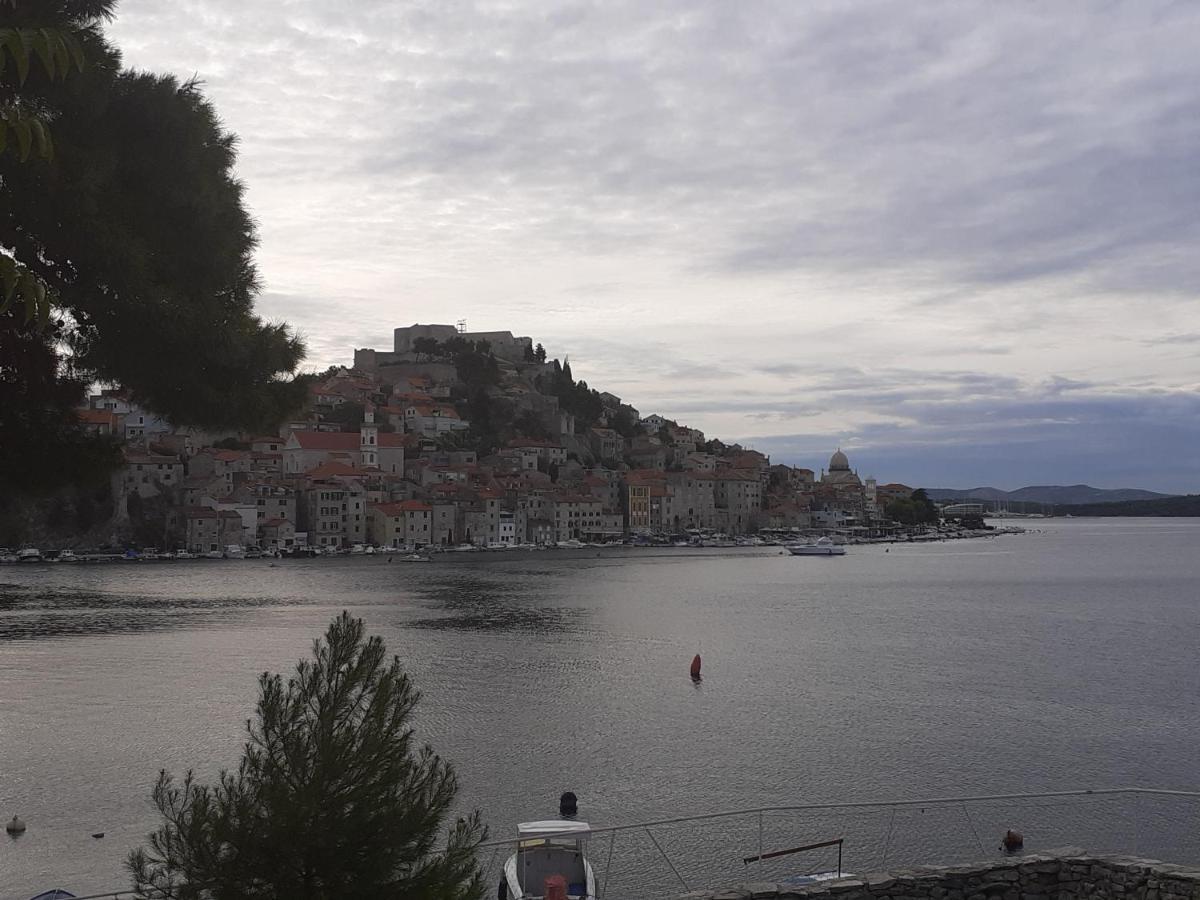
left=786, top=546, right=846, bottom=556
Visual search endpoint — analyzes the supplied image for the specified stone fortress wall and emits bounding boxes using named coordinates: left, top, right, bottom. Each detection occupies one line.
left=355, top=324, right=534, bottom=371
left=680, top=848, right=1200, bottom=900
left=392, top=324, right=533, bottom=361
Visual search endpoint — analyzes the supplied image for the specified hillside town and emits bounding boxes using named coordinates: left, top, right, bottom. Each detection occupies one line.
left=43, top=324, right=923, bottom=556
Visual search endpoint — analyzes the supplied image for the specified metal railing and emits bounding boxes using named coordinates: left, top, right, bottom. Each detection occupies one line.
left=65, top=787, right=1200, bottom=900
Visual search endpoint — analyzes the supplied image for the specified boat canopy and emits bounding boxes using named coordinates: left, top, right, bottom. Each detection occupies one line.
left=517, top=820, right=591, bottom=836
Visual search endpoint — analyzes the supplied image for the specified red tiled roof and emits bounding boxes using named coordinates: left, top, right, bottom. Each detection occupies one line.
left=305, top=461, right=370, bottom=479
left=289, top=431, right=408, bottom=450
left=376, top=500, right=433, bottom=514
left=125, top=452, right=180, bottom=465
left=78, top=409, right=119, bottom=425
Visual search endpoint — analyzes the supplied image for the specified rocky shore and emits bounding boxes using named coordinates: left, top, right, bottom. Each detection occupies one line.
left=680, top=848, right=1200, bottom=900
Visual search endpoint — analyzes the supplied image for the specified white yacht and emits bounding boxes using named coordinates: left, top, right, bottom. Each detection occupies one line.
left=500, top=821, right=596, bottom=900
left=17, top=548, right=43, bottom=563
left=786, top=537, right=846, bottom=556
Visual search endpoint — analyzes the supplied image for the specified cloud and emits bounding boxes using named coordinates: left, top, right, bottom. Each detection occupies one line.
left=105, top=0, right=1200, bottom=490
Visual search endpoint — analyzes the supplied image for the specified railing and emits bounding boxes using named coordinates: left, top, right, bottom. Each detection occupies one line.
left=69, top=787, right=1200, bottom=900
left=471, top=787, right=1200, bottom=897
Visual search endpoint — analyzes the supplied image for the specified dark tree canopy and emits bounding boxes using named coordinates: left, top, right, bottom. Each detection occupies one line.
left=129, top=612, right=486, bottom=900
left=1, top=1, right=307, bottom=493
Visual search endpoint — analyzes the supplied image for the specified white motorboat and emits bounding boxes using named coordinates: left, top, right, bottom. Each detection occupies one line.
left=17, top=548, right=43, bottom=563
left=500, top=821, right=596, bottom=900
left=223, top=545, right=245, bottom=559
left=786, top=537, right=846, bottom=556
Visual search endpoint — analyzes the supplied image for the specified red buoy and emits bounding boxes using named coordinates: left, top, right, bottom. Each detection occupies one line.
left=690, top=654, right=702, bottom=680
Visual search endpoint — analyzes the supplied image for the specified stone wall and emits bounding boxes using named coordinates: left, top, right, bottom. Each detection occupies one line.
left=680, top=848, right=1200, bottom=900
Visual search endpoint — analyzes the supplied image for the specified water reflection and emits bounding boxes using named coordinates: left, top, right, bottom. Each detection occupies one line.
left=405, top=572, right=588, bottom=633
left=0, top=587, right=300, bottom=640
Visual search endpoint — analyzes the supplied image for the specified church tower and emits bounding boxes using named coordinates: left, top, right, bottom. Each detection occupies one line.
left=360, top=404, right=378, bottom=468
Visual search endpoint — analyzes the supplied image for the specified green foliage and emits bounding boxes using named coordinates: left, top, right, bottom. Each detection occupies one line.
left=126, top=489, right=179, bottom=548
left=412, top=336, right=440, bottom=360
left=128, top=612, right=486, bottom=900
left=608, top=408, right=641, bottom=441
left=513, top=409, right=551, bottom=441
left=1, top=317, right=122, bottom=492
left=885, top=489, right=940, bottom=526
left=212, top=436, right=249, bottom=451
left=324, top=400, right=366, bottom=432
left=45, top=495, right=67, bottom=529
left=1, top=5, right=307, bottom=495
left=534, top=343, right=546, bottom=363
left=74, top=490, right=95, bottom=530
left=0, top=5, right=100, bottom=329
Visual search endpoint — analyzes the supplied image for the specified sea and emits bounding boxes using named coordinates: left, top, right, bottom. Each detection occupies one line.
left=2, top=518, right=1199, bottom=899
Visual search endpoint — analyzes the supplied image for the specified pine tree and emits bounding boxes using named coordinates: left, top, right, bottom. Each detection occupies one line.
left=128, top=612, right=486, bottom=900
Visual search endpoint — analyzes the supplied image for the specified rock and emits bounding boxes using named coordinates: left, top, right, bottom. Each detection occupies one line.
left=746, top=883, right=781, bottom=898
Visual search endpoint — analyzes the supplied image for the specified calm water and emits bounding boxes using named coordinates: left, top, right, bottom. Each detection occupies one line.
left=2, top=519, right=1199, bottom=898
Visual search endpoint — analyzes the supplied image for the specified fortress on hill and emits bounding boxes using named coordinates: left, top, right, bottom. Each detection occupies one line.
left=354, top=323, right=533, bottom=370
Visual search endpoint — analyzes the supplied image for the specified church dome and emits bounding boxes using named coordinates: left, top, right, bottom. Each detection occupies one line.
left=829, top=449, right=850, bottom=471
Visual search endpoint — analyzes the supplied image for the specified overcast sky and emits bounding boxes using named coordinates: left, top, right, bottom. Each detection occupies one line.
left=110, top=1, right=1200, bottom=492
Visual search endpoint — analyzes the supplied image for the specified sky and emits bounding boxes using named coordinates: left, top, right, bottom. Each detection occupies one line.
left=108, top=1, right=1200, bottom=492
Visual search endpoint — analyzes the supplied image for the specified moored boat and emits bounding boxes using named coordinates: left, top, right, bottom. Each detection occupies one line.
left=786, top=537, right=846, bottom=556
left=500, top=821, right=596, bottom=900
left=17, top=548, right=43, bottom=563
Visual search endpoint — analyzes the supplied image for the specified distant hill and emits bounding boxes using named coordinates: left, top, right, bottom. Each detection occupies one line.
left=1052, top=495, right=1200, bottom=517
left=926, top=484, right=1175, bottom=506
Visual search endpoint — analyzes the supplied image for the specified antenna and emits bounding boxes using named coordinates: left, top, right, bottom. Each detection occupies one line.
left=456, top=319, right=466, bottom=334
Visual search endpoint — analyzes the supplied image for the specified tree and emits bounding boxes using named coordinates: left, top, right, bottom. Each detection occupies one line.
left=412, top=336, right=440, bottom=360
left=534, top=343, right=546, bottom=364
left=324, top=401, right=365, bottom=432
left=885, top=489, right=940, bottom=526
left=129, top=612, right=486, bottom=900
left=2, top=2, right=307, bottom=495
left=1, top=1, right=92, bottom=326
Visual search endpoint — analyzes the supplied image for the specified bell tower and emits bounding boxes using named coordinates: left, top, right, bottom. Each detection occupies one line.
left=360, top=403, right=378, bottom=468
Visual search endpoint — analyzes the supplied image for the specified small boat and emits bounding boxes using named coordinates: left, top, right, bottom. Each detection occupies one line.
left=500, top=821, right=596, bottom=900
left=223, top=545, right=245, bottom=559
left=17, top=548, right=43, bottom=563
left=58, top=550, right=79, bottom=563
left=244, top=546, right=264, bottom=559
left=203, top=550, right=224, bottom=559
left=786, top=537, right=846, bottom=557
